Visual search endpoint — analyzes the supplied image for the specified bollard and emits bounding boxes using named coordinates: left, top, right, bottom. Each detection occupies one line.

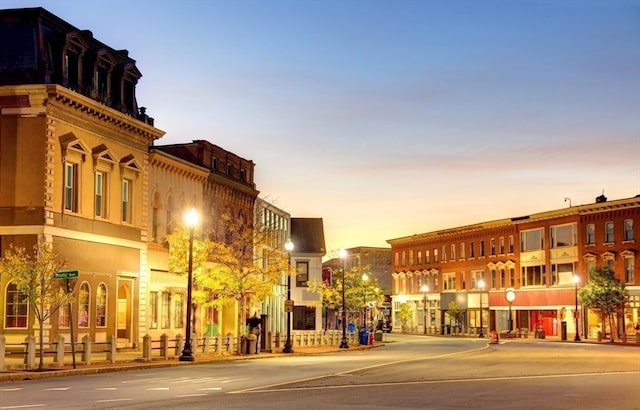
left=175, top=334, right=184, bottom=356
left=55, top=334, right=65, bottom=365
left=107, top=335, right=117, bottom=363
left=82, top=335, right=92, bottom=365
left=489, top=330, right=499, bottom=344
left=160, top=334, right=169, bottom=359
left=143, top=334, right=151, bottom=359
left=0, top=334, right=5, bottom=370
left=25, top=335, right=36, bottom=369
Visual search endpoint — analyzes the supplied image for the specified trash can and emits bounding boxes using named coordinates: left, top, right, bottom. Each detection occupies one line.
left=359, top=327, right=369, bottom=345
left=561, top=321, right=567, bottom=341
left=244, top=335, right=258, bottom=354
left=446, top=324, right=451, bottom=335
left=374, top=330, right=383, bottom=342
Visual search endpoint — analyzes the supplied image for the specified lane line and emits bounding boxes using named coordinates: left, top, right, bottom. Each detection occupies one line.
left=176, top=394, right=208, bottom=398
left=0, top=388, right=23, bottom=392
left=230, top=344, right=488, bottom=394
left=44, top=388, right=70, bottom=391
left=0, top=406, right=46, bottom=409
left=94, top=398, right=133, bottom=403
left=239, top=370, right=640, bottom=394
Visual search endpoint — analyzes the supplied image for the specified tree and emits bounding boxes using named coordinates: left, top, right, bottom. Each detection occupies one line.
left=0, top=241, right=73, bottom=370
left=578, top=266, right=627, bottom=342
left=308, top=264, right=384, bottom=327
left=446, top=301, right=466, bottom=328
left=398, top=303, right=413, bottom=332
left=195, top=212, right=290, bottom=338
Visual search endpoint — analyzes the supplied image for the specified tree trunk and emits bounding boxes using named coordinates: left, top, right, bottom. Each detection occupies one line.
left=38, top=319, right=44, bottom=370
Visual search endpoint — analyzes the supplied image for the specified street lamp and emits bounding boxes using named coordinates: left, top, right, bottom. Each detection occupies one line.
left=179, top=207, right=198, bottom=362
left=339, top=249, right=349, bottom=349
left=573, top=274, right=581, bottom=342
left=478, top=279, right=485, bottom=338
left=421, top=284, right=429, bottom=335
left=283, top=239, right=295, bottom=353
left=362, top=273, right=369, bottom=328
left=505, top=288, right=516, bottom=333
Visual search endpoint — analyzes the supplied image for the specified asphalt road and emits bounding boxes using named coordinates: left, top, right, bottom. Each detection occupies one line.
left=1, top=335, right=639, bottom=409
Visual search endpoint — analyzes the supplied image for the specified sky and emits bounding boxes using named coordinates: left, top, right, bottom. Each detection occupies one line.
left=3, top=0, right=639, bottom=257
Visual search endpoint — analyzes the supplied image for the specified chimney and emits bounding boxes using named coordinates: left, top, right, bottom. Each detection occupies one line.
left=595, top=194, right=607, bottom=203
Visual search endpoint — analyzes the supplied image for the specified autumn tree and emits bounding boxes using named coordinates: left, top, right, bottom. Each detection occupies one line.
left=578, top=266, right=627, bottom=341
left=166, top=224, right=212, bottom=336
left=0, top=241, right=73, bottom=370
left=308, top=264, right=384, bottom=327
left=195, top=211, right=290, bottom=338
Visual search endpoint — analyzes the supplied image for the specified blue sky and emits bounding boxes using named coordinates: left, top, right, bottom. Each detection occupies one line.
left=4, top=0, right=639, bottom=255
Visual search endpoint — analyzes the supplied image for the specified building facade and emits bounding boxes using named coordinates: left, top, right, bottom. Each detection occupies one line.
left=0, top=8, right=163, bottom=346
left=388, top=195, right=639, bottom=339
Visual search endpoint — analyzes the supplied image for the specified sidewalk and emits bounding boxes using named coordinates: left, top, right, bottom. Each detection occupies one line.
left=0, top=344, right=378, bottom=383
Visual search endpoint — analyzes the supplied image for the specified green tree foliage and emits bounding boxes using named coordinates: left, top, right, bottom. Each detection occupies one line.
left=308, top=264, right=384, bottom=324
left=0, top=241, right=73, bottom=370
left=398, top=303, right=413, bottom=332
left=578, top=266, right=626, bottom=341
left=446, top=301, right=466, bottom=327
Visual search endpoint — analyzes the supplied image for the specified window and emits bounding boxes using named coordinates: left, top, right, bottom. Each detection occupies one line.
left=500, top=269, right=506, bottom=289
left=96, top=283, right=107, bottom=327
left=64, top=162, right=79, bottom=212
left=149, top=292, right=158, bottom=329
left=470, top=241, right=475, bottom=258
left=409, top=250, right=414, bottom=266
left=551, top=224, right=576, bottom=248
left=95, top=171, right=106, bottom=218
left=152, top=207, right=159, bottom=242
left=161, top=292, right=171, bottom=328
left=425, top=250, right=430, bottom=264
left=296, top=261, right=309, bottom=287
left=442, top=245, right=447, bottom=262
left=6, top=282, right=28, bottom=328
left=58, top=304, right=70, bottom=328
left=551, top=263, right=574, bottom=285
left=433, top=248, right=438, bottom=263
left=166, top=196, right=175, bottom=234
left=491, top=269, right=497, bottom=289
left=122, top=179, right=132, bottom=223
left=508, top=268, right=515, bottom=287
left=443, top=273, right=456, bottom=291
left=605, top=222, right=614, bottom=243
left=521, top=228, right=543, bottom=252
left=480, top=240, right=485, bottom=257
left=499, top=237, right=505, bottom=254
left=471, top=271, right=484, bottom=289
left=586, top=224, right=595, bottom=245
left=394, top=252, right=399, bottom=267
left=508, top=236, right=514, bottom=253
left=174, top=294, right=184, bottom=328
left=433, top=273, right=439, bottom=291
left=521, top=265, right=545, bottom=286
left=624, top=219, right=634, bottom=241
left=623, top=254, right=635, bottom=283
left=78, top=282, right=90, bottom=327
left=293, top=306, right=316, bottom=330
left=490, top=239, right=495, bottom=256
left=460, top=243, right=465, bottom=259
left=450, top=244, right=455, bottom=261
left=417, top=250, right=422, bottom=265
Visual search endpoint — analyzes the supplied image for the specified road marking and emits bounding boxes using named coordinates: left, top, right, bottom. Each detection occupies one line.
left=176, top=394, right=208, bottom=398
left=146, top=387, right=170, bottom=391
left=0, top=388, right=23, bottom=392
left=44, top=387, right=70, bottom=391
left=121, top=377, right=171, bottom=384
left=94, top=398, right=133, bottom=403
left=96, top=387, right=118, bottom=391
left=239, top=370, right=640, bottom=394
left=0, top=405, right=46, bottom=409
left=197, top=387, right=222, bottom=391
left=230, top=345, right=488, bottom=394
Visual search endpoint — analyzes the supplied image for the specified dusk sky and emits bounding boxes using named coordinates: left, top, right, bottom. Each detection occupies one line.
left=4, top=0, right=639, bottom=257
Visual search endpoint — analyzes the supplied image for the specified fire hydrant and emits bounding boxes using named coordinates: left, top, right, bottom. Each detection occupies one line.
left=369, top=331, right=374, bottom=345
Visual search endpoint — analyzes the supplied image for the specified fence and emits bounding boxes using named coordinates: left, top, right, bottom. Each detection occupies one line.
left=0, top=329, right=359, bottom=370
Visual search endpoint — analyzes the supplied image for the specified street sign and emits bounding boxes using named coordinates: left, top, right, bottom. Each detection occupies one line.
left=54, top=270, right=79, bottom=279
left=284, top=299, right=294, bottom=313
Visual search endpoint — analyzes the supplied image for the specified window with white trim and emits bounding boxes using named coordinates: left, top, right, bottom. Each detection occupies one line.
left=624, top=219, right=634, bottom=241
left=95, top=171, right=106, bottom=218
left=122, top=179, right=132, bottom=223
left=174, top=294, right=184, bottom=328
left=161, top=292, right=171, bottom=328
left=443, top=272, right=456, bottom=291
left=551, top=262, right=575, bottom=286
left=551, top=223, right=576, bottom=248
left=96, top=283, right=107, bottom=327
left=586, top=224, right=595, bottom=245
left=624, top=255, right=635, bottom=283
left=521, top=228, right=544, bottom=252
left=605, top=222, right=614, bottom=243
left=64, top=162, right=79, bottom=212
left=521, top=265, right=545, bottom=286
left=6, top=282, right=28, bottom=328
left=78, top=282, right=90, bottom=328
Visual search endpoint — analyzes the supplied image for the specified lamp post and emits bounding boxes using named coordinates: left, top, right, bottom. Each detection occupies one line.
left=179, top=207, right=198, bottom=362
left=478, top=279, right=485, bottom=338
left=283, top=239, right=295, bottom=353
left=573, top=274, right=581, bottom=342
left=421, top=284, right=429, bottom=335
left=362, top=273, right=369, bottom=328
left=505, top=288, right=516, bottom=333
left=339, top=249, right=349, bottom=349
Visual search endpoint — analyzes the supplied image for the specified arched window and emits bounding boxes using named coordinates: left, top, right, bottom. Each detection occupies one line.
left=96, top=283, right=107, bottom=327
left=5, top=282, right=28, bottom=328
left=78, top=282, right=90, bottom=328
